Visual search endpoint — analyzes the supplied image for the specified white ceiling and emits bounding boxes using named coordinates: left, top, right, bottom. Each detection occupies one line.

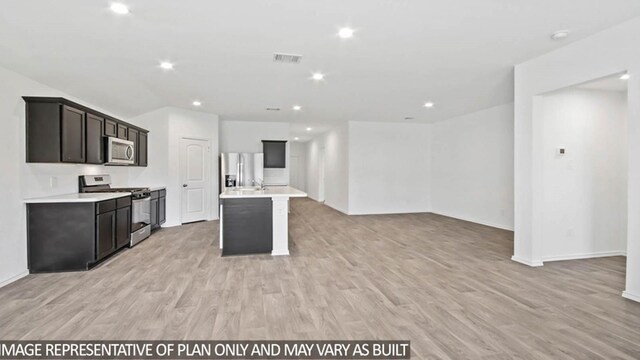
left=1, top=1, right=640, bottom=140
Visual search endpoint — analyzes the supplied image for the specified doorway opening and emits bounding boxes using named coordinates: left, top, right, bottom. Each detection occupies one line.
left=538, top=73, right=628, bottom=264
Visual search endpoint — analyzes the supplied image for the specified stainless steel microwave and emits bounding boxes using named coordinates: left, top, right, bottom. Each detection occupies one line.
left=106, top=137, right=135, bottom=165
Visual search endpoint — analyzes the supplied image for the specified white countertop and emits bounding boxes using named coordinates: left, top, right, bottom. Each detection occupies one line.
left=24, top=192, right=131, bottom=204
left=149, top=186, right=166, bottom=191
left=220, top=186, right=307, bottom=199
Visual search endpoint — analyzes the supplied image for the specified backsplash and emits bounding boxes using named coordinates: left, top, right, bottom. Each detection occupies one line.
left=22, top=163, right=129, bottom=199
left=264, top=168, right=289, bottom=186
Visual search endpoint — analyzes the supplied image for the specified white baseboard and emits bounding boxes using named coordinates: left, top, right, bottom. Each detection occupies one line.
left=622, top=291, right=640, bottom=303
left=511, top=255, right=544, bottom=267
left=0, top=270, right=29, bottom=289
left=542, top=251, right=626, bottom=262
left=325, top=203, right=348, bottom=215
left=348, top=208, right=430, bottom=216
left=430, top=210, right=514, bottom=231
left=271, top=250, right=290, bottom=256
left=161, top=222, right=181, bottom=228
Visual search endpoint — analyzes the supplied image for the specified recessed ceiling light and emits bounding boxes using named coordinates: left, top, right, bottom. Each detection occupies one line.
left=311, top=73, right=324, bottom=81
left=294, top=137, right=299, bottom=141
left=338, top=27, right=354, bottom=39
left=306, top=127, right=312, bottom=131
left=424, top=102, right=435, bottom=108
left=110, top=3, right=130, bottom=15
left=550, top=30, right=570, bottom=40
left=192, top=101, right=202, bottom=106
left=159, top=61, right=174, bottom=70
left=620, top=73, right=631, bottom=80
left=292, top=105, right=302, bottom=111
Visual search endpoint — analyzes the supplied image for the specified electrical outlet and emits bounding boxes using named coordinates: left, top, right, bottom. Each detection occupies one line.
left=567, top=228, right=574, bottom=238
left=50, top=176, right=58, bottom=188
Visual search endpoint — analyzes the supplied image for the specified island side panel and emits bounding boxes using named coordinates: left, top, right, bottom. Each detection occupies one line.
left=271, top=197, right=290, bottom=256
left=27, top=202, right=95, bottom=272
left=221, top=198, right=273, bottom=256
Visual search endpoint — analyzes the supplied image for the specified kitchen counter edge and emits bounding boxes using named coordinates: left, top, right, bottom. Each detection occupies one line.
left=220, top=186, right=307, bottom=199
left=24, top=192, right=132, bottom=204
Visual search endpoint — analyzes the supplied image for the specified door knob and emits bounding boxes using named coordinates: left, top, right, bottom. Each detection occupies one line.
left=182, top=184, right=187, bottom=187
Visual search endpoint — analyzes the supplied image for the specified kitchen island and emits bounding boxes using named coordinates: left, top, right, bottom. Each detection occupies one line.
left=219, top=186, right=307, bottom=256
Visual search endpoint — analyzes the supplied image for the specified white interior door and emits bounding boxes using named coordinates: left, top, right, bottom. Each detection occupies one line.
left=318, top=148, right=325, bottom=202
left=180, top=138, right=210, bottom=224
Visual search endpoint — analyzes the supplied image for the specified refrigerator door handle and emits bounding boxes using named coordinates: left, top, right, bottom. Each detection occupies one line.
left=237, top=154, right=242, bottom=187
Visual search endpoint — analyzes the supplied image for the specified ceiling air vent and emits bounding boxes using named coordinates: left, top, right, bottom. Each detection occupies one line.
left=266, top=107, right=281, bottom=111
left=273, top=53, right=302, bottom=64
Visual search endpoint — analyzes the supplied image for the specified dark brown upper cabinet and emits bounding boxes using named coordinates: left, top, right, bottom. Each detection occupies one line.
left=61, top=105, right=86, bottom=163
left=262, top=140, right=287, bottom=168
left=127, top=128, right=139, bottom=166
left=138, top=132, right=148, bottom=167
left=25, top=101, right=62, bottom=162
left=104, top=119, right=117, bottom=137
left=117, top=123, right=128, bottom=140
left=86, top=113, right=104, bottom=164
left=23, top=97, right=149, bottom=166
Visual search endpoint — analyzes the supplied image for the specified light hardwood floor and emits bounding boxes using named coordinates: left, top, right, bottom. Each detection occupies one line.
left=1, top=198, right=639, bottom=359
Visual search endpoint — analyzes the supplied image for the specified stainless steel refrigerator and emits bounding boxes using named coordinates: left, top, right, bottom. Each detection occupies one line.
left=220, top=153, right=264, bottom=191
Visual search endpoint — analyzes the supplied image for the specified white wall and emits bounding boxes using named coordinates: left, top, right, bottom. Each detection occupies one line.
left=0, top=65, right=130, bottom=287
left=430, top=103, right=514, bottom=230
left=130, top=107, right=220, bottom=225
left=306, top=113, right=514, bottom=221
left=289, top=142, right=307, bottom=192
left=324, top=124, right=350, bottom=213
left=219, top=120, right=290, bottom=186
left=540, top=89, right=627, bottom=261
left=305, top=137, right=322, bottom=201
left=305, top=124, right=350, bottom=213
left=514, top=16, right=640, bottom=301
left=348, top=121, right=431, bottom=215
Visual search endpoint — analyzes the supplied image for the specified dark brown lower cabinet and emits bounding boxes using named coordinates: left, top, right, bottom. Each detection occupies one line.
left=150, top=190, right=167, bottom=231
left=97, top=211, right=116, bottom=260
left=150, top=197, right=158, bottom=229
left=116, top=206, right=131, bottom=249
left=27, top=196, right=132, bottom=273
left=159, top=196, right=166, bottom=225
left=221, top=198, right=272, bottom=256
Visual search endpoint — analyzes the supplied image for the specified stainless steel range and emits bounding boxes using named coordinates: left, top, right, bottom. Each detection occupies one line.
left=79, top=175, right=151, bottom=246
